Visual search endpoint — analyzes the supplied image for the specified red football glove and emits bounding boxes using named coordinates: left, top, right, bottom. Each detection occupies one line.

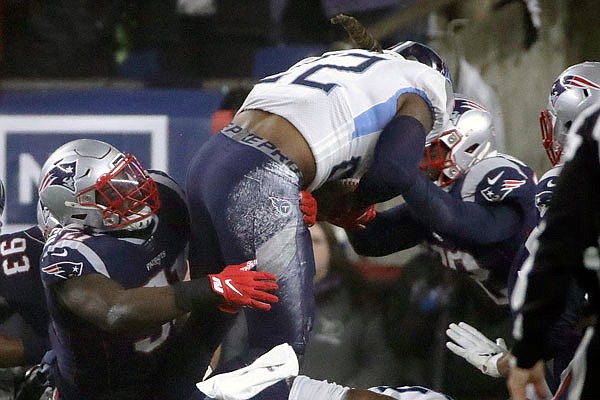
left=300, top=191, right=317, bottom=227
left=325, top=204, right=377, bottom=231
left=208, top=260, right=279, bottom=312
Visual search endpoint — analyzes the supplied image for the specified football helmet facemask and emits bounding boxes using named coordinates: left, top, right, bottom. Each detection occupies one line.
left=38, top=139, right=160, bottom=232
left=540, top=61, right=600, bottom=165
left=420, top=95, right=497, bottom=187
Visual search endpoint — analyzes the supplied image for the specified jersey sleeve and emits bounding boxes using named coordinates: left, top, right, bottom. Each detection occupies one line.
left=471, top=159, right=537, bottom=208
left=401, top=170, right=527, bottom=245
left=40, top=228, right=109, bottom=287
left=534, top=165, right=562, bottom=221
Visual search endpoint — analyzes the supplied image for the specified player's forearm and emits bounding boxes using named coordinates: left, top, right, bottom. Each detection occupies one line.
left=104, top=285, right=190, bottom=334
left=57, top=275, right=193, bottom=335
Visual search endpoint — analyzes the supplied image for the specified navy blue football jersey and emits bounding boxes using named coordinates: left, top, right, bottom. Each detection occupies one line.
left=426, top=154, right=537, bottom=304
left=40, top=174, right=190, bottom=400
left=0, top=225, right=49, bottom=362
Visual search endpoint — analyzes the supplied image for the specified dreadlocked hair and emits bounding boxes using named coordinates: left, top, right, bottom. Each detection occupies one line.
left=330, top=14, right=383, bottom=53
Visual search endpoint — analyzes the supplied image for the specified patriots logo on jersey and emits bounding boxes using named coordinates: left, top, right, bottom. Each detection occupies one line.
left=42, top=261, right=84, bottom=279
left=480, top=178, right=526, bottom=202
left=269, top=197, right=292, bottom=216
left=39, top=161, right=77, bottom=193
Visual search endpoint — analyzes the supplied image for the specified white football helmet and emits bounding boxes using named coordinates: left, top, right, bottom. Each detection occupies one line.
left=38, top=139, right=160, bottom=232
left=540, top=61, right=600, bottom=165
left=420, top=94, right=497, bottom=187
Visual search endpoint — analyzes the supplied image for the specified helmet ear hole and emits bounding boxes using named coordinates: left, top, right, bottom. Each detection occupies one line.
left=465, top=144, right=479, bottom=154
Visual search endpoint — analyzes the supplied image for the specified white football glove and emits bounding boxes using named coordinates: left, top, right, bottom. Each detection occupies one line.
left=445, top=322, right=507, bottom=378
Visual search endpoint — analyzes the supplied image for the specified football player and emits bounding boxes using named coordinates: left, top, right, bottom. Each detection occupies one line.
left=0, top=206, right=50, bottom=369
left=0, top=190, right=52, bottom=400
left=346, top=94, right=537, bottom=306
left=509, top=103, right=600, bottom=400
left=197, top=343, right=453, bottom=400
left=38, top=139, right=279, bottom=400
left=511, top=62, right=600, bottom=388
left=445, top=62, right=600, bottom=398
left=185, top=14, right=454, bottom=370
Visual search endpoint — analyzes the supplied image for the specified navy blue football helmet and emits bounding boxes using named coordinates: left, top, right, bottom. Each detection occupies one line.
left=389, top=41, right=452, bottom=83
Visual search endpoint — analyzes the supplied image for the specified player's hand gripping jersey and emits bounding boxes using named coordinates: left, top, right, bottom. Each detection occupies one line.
left=240, top=48, right=452, bottom=191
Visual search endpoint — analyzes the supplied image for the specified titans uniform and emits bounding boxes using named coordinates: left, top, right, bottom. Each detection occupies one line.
left=242, top=48, right=452, bottom=191
left=349, top=153, right=536, bottom=305
left=186, top=48, right=453, bottom=357
left=368, top=385, right=454, bottom=400
left=40, top=173, right=190, bottom=400
left=0, top=226, right=49, bottom=364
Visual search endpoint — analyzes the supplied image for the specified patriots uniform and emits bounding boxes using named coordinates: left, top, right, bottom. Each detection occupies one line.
left=367, top=385, right=454, bottom=400
left=0, top=226, right=49, bottom=363
left=241, top=48, right=453, bottom=191
left=511, top=104, right=600, bottom=399
left=430, top=154, right=537, bottom=304
left=349, top=153, right=537, bottom=305
left=39, top=174, right=190, bottom=400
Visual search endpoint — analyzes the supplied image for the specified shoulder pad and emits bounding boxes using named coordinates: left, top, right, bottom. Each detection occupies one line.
left=462, top=156, right=535, bottom=203
left=535, top=165, right=562, bottom=220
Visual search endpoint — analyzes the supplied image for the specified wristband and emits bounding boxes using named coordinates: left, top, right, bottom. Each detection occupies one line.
left=172, top=279, right=219, bottom=312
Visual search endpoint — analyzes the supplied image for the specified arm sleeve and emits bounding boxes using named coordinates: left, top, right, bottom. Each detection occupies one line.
left=352, top=115, right=426, bottom=207
left=402, top=173, right=523, bottom=244
left=512, top=131, right=600, bottom=368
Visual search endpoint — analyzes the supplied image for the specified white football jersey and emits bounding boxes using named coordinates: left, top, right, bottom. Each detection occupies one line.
left=240, top=49, right=452, bottom=191
left=368, top=385, right=452, bottom=400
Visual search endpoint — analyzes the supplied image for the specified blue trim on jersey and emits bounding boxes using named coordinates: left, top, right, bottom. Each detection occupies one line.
left=352, top=88, right=434, bottom=139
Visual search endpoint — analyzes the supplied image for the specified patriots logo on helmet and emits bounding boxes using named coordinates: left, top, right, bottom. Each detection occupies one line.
left=269, top=197, right=292, bottom=216
left=39, top=161, right=77, bottom=193
left=551, top=74, right=600, bottom=107
left=42, top=261, right=84, bottom=280
left=450, top=98, right=486, bottom=124
left=562, top=74, right=600, bottom=90
left=549, top=79, right=567, bottom=107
